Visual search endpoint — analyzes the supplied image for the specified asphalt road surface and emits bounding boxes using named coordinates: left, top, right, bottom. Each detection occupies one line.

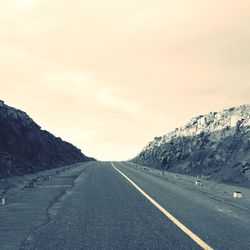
left=1, top=161, right=250, bottom=250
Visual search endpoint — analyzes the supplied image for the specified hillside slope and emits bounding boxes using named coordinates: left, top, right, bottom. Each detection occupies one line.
left=132, top=105, right=250, bottom=186
left=0, top=101, right=94, bottom=178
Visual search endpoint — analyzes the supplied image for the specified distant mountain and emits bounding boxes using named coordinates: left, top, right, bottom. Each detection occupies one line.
left=0, top=100, right=95, bottom=178
left=132, top=105, right=250, bottom=187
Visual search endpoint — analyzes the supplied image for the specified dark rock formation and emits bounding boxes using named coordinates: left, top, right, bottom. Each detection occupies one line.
left=132, top=105, right=250, bottom=186
left=0, top=101, right=95, bottom=178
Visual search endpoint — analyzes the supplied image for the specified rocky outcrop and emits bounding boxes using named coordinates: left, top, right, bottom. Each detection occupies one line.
left=0, top=101, right=95, bottom=178
left=132, top=105, right=250, bottom=186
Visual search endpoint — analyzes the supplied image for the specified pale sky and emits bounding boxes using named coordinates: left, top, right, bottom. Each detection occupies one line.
left=0, top=0, right=250, bottom=160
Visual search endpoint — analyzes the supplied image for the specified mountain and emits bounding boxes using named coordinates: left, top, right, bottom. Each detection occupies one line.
left=132, top=105, right=250, bottom=187
left=0, top=100, right=95, bottom=178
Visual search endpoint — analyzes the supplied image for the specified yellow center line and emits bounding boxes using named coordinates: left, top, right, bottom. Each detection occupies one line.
left=111, top=162, right=213, bottom=250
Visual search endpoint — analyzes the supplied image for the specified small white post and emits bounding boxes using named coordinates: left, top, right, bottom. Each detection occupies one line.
left=233, top=192, right=242, bottom=198
left=28, top=180, right=37, bottom=188
left=195, top=180, right=202, bottom=186
left=1, top=197, right=5, bottom=205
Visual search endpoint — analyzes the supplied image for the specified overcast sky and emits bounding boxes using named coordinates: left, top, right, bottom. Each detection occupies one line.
left=1, top=0, right=249, bottom=160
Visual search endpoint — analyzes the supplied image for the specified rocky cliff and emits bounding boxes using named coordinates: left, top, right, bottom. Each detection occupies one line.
left=0, top=101, right=94, bottom=178
left=132, top=105, right=250, bottom=186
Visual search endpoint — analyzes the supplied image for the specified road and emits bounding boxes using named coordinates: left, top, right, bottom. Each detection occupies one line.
left=0, top=161, right=250, bottom=250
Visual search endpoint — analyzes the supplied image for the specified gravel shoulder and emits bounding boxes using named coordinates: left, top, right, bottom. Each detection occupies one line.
left=0, top=162, right=95, bottom=250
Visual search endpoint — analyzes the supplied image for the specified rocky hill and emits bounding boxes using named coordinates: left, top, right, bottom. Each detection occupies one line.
left=0, top=101, right=95, bottom=178
left=132, top=105, right=250, bottom=187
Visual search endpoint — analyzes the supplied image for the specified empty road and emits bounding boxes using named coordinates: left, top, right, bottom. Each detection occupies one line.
left=1, top=161, right=250, bottom=250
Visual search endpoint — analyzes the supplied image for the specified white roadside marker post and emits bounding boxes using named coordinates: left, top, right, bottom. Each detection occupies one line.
left=28, top=179, right=37, bottom=188
left=1, top=197, right=5, bottom=205
left=195, top=180, right=202, bottom=186
left=233, top=191, right=242, bottom=198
